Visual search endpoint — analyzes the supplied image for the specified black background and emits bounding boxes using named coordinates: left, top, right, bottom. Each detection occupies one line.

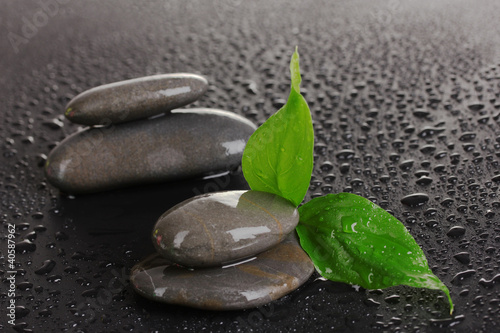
left=1, top=0, right=500, bottom=332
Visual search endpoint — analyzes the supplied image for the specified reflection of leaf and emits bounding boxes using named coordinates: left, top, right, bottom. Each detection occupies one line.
left=242, top=48, right=313, bottom=207
left=296, top=193, right=454, bottom=314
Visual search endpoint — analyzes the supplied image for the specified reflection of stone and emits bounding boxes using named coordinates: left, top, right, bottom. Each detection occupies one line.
left=153, top=190, right=299, bottom=267
left=45, top=109, right=256, bottom=193
left=131, top=233, right=314, bottom=311
left=65, top=74, right=208, bottom=125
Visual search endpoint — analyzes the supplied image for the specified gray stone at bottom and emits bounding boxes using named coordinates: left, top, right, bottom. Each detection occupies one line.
left=130, top=233, right=314, bottom=310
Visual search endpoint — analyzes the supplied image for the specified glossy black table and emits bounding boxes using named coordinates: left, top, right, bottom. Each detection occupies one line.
left=1, top=1, right=499, bottom=332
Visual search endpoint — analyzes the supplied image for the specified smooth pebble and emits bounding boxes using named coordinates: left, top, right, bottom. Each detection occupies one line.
left=65, top=73, right=208, bottom=125
left=131, top=233, right=314, bottom=310
left=153, top=190, right=299, bottom=267
left=45, top=108, right=256, bottom=193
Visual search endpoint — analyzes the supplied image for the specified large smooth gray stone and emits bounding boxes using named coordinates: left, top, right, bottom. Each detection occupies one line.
left=45, top=109, right=256, bottom=193
left=153, top=190, right=299, bottom=267
left=131, top=233, right=314, bottom=310
left=65, top=73, right=208, bottom=125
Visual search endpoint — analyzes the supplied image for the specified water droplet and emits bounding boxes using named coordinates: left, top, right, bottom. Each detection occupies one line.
left=451, top=269, right=476, bottom=284
left=35, top=260, right=56, bottom=275
left=341, top=215, right=359, bottom=234
left=459, top=132, right=476, bottom=141
left=15, top=239, right=36, bottom=253
left=401, top=193, right=430, bottom=207
left=453, top=252, right=470, bottom=264
left=384, top=294, right=401, bottom=304
left=447, top=226, right=466, bottom=237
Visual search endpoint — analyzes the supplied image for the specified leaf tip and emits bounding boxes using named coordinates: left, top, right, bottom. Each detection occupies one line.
left=290, top=47, right=301, bottom=93
left=439, top=282, right=454, bottom=315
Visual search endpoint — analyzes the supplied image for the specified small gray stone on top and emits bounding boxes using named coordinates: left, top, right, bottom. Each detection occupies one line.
left=65, top=73, right=208, bottom=125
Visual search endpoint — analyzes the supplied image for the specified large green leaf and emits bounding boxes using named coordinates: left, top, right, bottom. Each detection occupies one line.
left=296, top=193, right=454, bottom=314
left=242, top=48, right=313, bottom=207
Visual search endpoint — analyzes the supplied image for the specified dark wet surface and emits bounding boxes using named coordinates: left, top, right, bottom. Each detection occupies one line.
left=1, top=0, right=500, bottom=332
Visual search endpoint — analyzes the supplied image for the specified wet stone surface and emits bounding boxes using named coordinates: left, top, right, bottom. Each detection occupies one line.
left=131, top=233, right=314, bottom=310
left=153, top=190, right=299, bottom=267
left=45, top=109, right=256, bottom=193
left=65, top=74, right=208, bottom=125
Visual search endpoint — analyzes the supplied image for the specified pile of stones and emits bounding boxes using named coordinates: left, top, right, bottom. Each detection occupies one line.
left=132, top=190, right=314, bottom=310
left=45, top=74, right=314, bottom=310
left=45, top=73, right=256, bottom=193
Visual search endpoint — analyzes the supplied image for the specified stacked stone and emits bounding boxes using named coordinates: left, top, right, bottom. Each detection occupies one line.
left=45, top=73, right=256, bottom=193
left=44, top=74, right=314, bottom=310
left=130, top=190, right=314, bottom=310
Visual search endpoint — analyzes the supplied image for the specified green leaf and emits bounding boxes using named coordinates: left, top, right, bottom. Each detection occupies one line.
left=242, top=47, right=314, bottom=207
left=296, top=193, right=454, bottom=314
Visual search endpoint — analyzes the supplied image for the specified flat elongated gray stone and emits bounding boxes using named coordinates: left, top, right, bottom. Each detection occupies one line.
left=65, top=73, right=208, bottom=125
left=131, top=233, right=314, bottom=310
left=45, top=109, right=256, bottom=193
left=153, top=190, right=299, bottom=267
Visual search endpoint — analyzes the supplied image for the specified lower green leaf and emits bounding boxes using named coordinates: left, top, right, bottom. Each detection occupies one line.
left=296, top=193, right=454, bottom=314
